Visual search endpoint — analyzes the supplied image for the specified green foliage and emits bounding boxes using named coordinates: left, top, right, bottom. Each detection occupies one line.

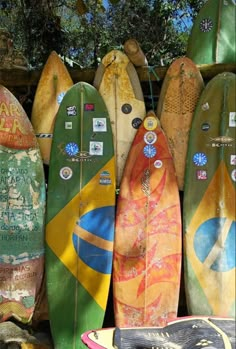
left=0, top=0, right=206, bottom=68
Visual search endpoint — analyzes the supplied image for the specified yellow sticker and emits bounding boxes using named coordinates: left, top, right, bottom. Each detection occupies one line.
left=143, top=116, right=158, bottom=131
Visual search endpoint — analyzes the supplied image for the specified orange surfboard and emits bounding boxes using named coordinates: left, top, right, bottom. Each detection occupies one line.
left=31, top=51, right=73, bottom=164
left=157, top=57, right=204, bottom=190
left=113, top=111, right=182, bottom=327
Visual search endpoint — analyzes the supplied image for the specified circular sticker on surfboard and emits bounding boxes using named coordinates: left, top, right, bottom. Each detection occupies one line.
left=143, top=145, right=157, bottom=158
left=144, top=131, right=157, bottom=145
left=60, top=167, right=73, bottom=180
left=121, top=103, right=132, bottom=114
left=231, top=169, right=236, bottom=182
left=144, top=116, right=158, bottom=131
left=132, top=117, right=142, bottom=129
left=154, top=160, right=163, bottom=168
left=193, top=152, right=208, bottom=166
left=65, top=142, right=79, bottom=157
left=201, top=123, right=210, bottom=131
left=200, top=18, right=213, bottom=32
left=194, top=217, right=235, bottom=272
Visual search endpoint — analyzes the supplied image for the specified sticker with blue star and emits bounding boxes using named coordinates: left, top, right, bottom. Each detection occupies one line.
left=65, top=142, right=79, bottom=157
left=193, top=152, right=208, bottom=166
left=143, top=145, right=157, bottom=158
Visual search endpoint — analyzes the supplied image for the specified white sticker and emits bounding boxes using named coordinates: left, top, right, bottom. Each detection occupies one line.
left=89, top=142, right=103, bottom=156
left=202, top=102, right=210, bottom=111
left=154, top=160, right=163, bottom=168
left=144, top=131, right=157, bottom=145
left=231, top=169, right=236, bottom=182
left=229, top=112, right=236, bottom=127
left=60, top=167, right=73, bottom=180
left=65, top=121, right=72, bottom=129
left=230, top=155, right=236, bottom=165
left=93, top=118, right=107, bottom=132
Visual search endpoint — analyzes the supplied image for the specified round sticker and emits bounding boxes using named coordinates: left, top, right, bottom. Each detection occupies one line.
left=144, top=131, right=157, bottom=145
left=60, top=167, right=73, bottom=180
left=143, top=145, right=157, bottom=158
left=132, top=117, right=142, bottom=129
left=201, top=123, right=210, bottom=131
left=200, top=18, right=213, bottom=32
left=231, top=169, right=236, bottom=182
left=65, top=142, right=79, bottom=157
left=57, top=92, right=66, bottom=105
left=193, top=152, right=208, bottom=166
left=121, top=103, right=132, bottom=114
left=144, top=116, right=158, bottom=131
left=154, top=160, right=163, bottom=168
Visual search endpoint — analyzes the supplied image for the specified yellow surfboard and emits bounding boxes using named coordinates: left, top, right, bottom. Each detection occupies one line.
left=31, top=51, right=73, bottom=164
left=94, top=49, right=146, bottom=187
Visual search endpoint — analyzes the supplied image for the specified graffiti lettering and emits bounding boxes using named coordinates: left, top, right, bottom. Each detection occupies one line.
left=0, top=118, right=28, bottom=135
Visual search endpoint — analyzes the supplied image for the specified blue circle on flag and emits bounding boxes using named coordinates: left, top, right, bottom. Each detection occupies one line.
left=194, top=218, right=235, bottom=272
left=65, top=142, right=79, bottom=156
left=143, top=145, right=157, bottom=158
left=193, top=152, right=207, bottom=166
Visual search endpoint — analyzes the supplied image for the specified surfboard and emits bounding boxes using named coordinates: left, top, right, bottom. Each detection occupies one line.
left=187, top=0, right=236, bottom=65
left=31, top=50, right=73, bottom=164
left=81, top=316, right=235, bottom=349
left=45, top=81, right=116, bottom=348
left=183, top=72, right=236, bottom=318
left=113, top=111, right=182, bottom=327
left=93, top=49, right=146, bottom=187
left=123, top=39, right=148, bottom=67
left=157, top=56, right=204, bottom=190
left=0, top=84, right=46, bottom=323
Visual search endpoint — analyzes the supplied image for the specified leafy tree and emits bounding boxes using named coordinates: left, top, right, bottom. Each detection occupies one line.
left=0, top=0, right=206, bottom=68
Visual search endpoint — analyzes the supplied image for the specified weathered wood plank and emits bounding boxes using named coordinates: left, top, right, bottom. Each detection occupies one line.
left=0, top=63, right=235, bottom=87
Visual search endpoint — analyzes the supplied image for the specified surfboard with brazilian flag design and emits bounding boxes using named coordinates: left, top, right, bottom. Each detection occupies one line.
left=45, top=81, right=116, bottom=349
left=183, top=72, right=236, bottom=317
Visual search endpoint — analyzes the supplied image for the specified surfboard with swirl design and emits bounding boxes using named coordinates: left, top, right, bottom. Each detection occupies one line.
left=45, top=82, right=116, bottom=348
left=113, top=111, right=182, bottom=327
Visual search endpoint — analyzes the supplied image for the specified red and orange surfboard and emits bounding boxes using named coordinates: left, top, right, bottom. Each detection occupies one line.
left=113, top=111, right=182, bottom=327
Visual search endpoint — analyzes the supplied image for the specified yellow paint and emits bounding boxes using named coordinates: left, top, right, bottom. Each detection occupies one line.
left=46, top=158, right=115, bottom=310
left=74, top=224, right=113, bottom=252
left=0, top=102, right=21, bottom=117
left=0, top=118, right=27, bottom=134
left=186, top=161, right=235, bottom=315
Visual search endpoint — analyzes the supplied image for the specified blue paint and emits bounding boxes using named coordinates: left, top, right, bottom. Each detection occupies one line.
left=72, top=206, right=115, bottom=273
left=194, top=218, right=235, bottom=272
left=79, top=206, right=114, bottom=241
left=72, top=234, right=113, bottom=274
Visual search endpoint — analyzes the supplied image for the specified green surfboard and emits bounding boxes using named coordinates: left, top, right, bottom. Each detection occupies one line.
left=0, top=84, right=46, bottom=324
left=187, top=0, right=236, bottom=65
left=46, top=82, right=116, bottom=348
left=183, top=72, right=236, bottom=317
